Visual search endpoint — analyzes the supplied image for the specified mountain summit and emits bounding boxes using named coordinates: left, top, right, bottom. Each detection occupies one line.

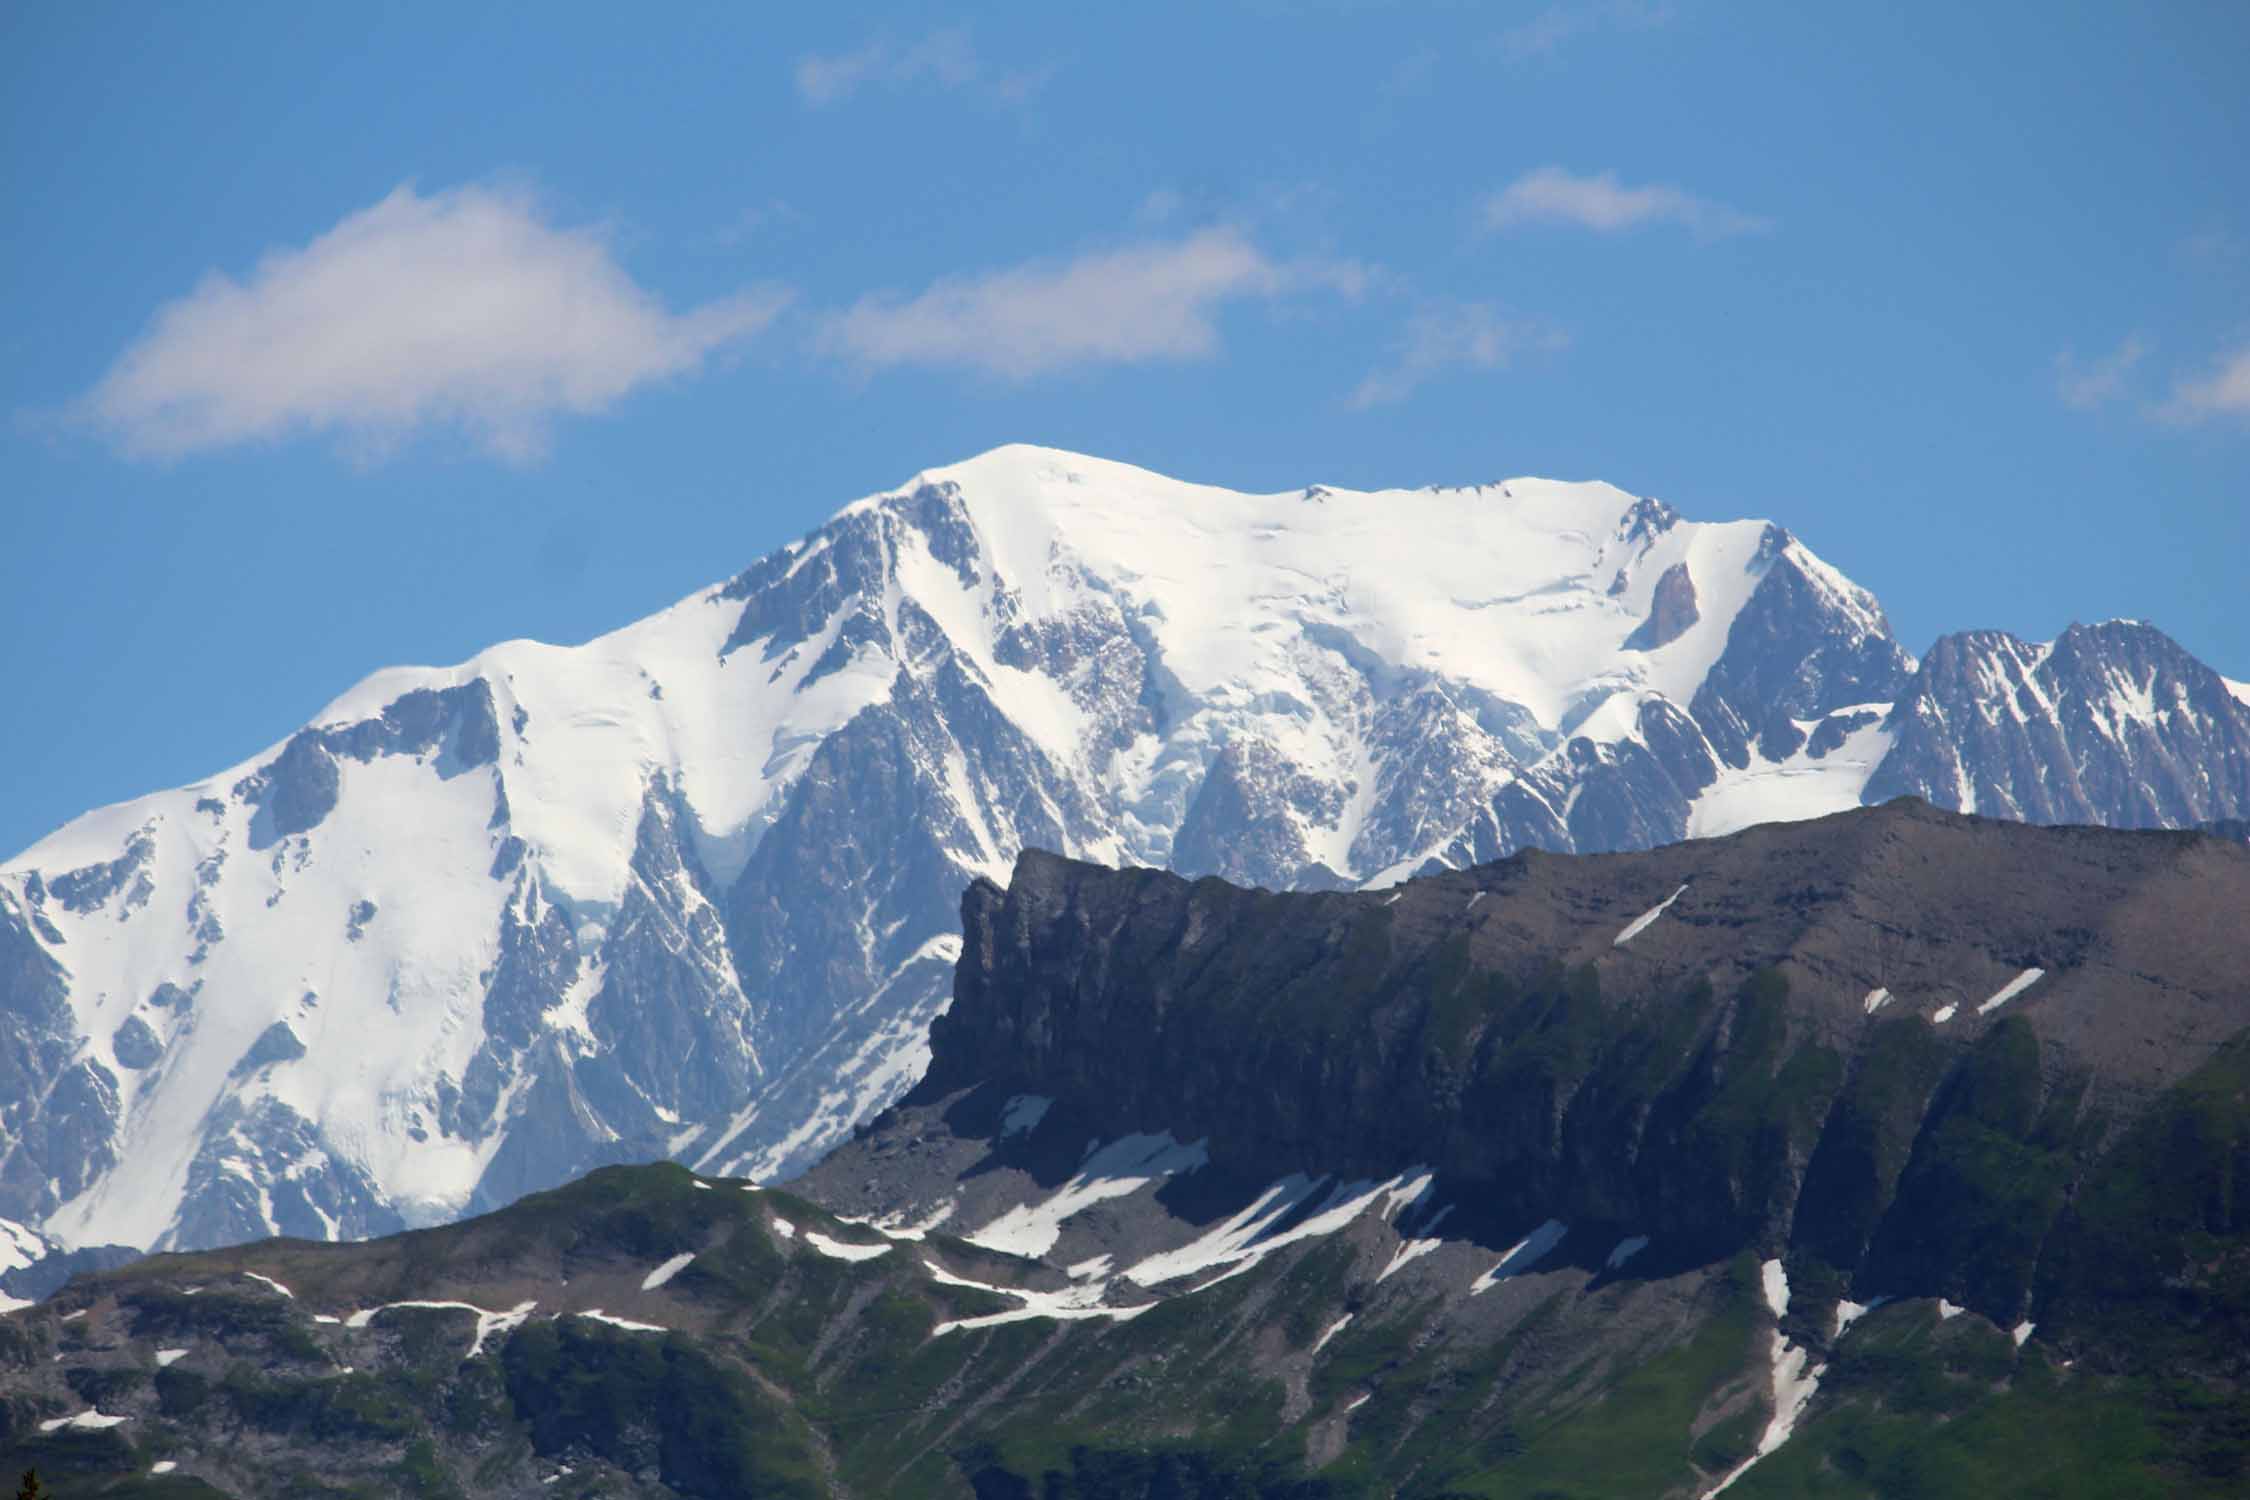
left=5, top=445, right=2248, bottom=1254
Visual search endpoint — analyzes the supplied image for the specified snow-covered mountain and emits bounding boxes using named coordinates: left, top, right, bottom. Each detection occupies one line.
left=5, top=445, right=2248, bottom=1254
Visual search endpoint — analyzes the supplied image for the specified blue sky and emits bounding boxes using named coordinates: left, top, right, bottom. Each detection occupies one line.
left=5, top=1, right=2246, bottom=858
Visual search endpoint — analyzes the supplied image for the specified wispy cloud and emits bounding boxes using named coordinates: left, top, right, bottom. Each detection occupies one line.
left=1481, top=166, right=1770, bottom=239
left=820, top=229, right=1365, bottom=380
left=795, top=28, right=1051, bottom=108
left=1496, top=2, right=1676, bottom=63
left=77, top=183, right=787, bottom=464
left=2161, top=345, right=2250, bottom=424
left=2053, top=336, right=2148, bottom=410
left=1349, top=303, right=1566, bottom=409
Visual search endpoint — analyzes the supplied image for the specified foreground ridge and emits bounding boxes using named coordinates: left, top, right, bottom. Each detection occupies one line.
left=7, top=806, right=2247, bottom=1496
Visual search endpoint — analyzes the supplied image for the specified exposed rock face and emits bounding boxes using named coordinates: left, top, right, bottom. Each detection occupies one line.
left=10, top=808, right=2246, bottom=1500
left=1623, top=559, right=1700, bottom=650
left=109, top=1015, right=162, bottom=1070
left=46, top=829, right=156, bottom=915
left=1867, top=620, right=2250, bottom=823
left=0, top=1212, right=136, bottom=1309
left=3, top=447, right=2247, bottom=1254
left=233, top=682, right=502, bottom=845
left=166, top=1095, right=400, bottom=1251
left=927, top=801, right=2250, bottom=1296
left=0, top=888, right=99, bottom=1220
left=1688, top=527, right=1912, bottom=767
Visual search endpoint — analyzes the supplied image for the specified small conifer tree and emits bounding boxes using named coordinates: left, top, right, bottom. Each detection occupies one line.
left=15, top=1469, right=42, bottom=1500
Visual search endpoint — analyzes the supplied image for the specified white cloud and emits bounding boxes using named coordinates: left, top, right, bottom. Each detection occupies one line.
left=1349, top=303, right=1566, bottom=409
left=2053, top=336, right=2147, bottom=410
left=820, top=229, right=1365, bottom=379
left=795, top=28, right=1048, bottom=107
left=80, top=183, right=786, bottom=464
left=1481, top=166, right=1770, bottom=239
left=2162, top=345, right=2250, bottom=424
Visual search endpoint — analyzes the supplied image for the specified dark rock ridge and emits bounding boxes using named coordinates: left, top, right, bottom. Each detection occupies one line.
left=925, top=799, right=2250, bottom=1321
left=5, top=806, right=2246, bottom=1498
left=0, top=1240, right=136, bottom=1304
left=231, top=679, right=502, bottom=846
left=1623, top=559, right=1700, bottom=650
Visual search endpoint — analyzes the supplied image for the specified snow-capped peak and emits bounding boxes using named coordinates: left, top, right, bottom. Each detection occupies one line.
left=4, top=446, right=2242, bottom=1257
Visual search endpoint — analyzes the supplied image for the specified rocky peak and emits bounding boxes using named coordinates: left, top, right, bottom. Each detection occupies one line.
left=1868, top=619, right=2250, bottom=823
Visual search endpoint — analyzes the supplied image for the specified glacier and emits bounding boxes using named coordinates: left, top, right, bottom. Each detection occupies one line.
left=4, top=443, right=2248, bottom=1254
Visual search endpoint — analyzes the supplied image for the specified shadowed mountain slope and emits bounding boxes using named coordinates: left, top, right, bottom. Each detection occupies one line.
left=6, top=802, right=2246, bottom=1497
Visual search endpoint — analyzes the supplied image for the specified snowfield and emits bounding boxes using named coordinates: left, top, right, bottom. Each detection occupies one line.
left=4, top=443, right=2244, bottom=1255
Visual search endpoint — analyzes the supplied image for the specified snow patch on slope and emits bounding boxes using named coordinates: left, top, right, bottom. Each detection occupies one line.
left=576, top=1309, right=665, bottom=1333
left=1606, top=1235, right=1650, bottom=1270
left=999, top=1094, right=1052, bottom=1138
left=803, top=1230, right=893, bottom=1263
left=1123, top=1169, right=1430, bottom=1290
left=342, top=1299, right=537, bottom=1359
left=1977, top=967, right=2044, bottom=1015
left=1471, top=1218, right=1568, bottom=1295
left=640, top=1253, right=694, bottom=1291
left=925, top=1256, right=1149, bottom=1335
left=1613, top=884, right=1689, bottom=946
left=1687, top=713, right=1893, bottom=838
left=1707, top=1259, right=1826, bottom=1496
left=40, top=1409, right=130, bottom=1433
left=963, top=1133, right=1210, bottom=1259
left=1835, top=1296, right=1888, bottom=1337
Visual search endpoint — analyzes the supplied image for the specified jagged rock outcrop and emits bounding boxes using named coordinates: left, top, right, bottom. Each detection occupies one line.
left=925, top=801, right=2250, bottom=1302
left=1866, top=620, right=2250, bottom=823
left=1624, top=559, right=1701, bottom=650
